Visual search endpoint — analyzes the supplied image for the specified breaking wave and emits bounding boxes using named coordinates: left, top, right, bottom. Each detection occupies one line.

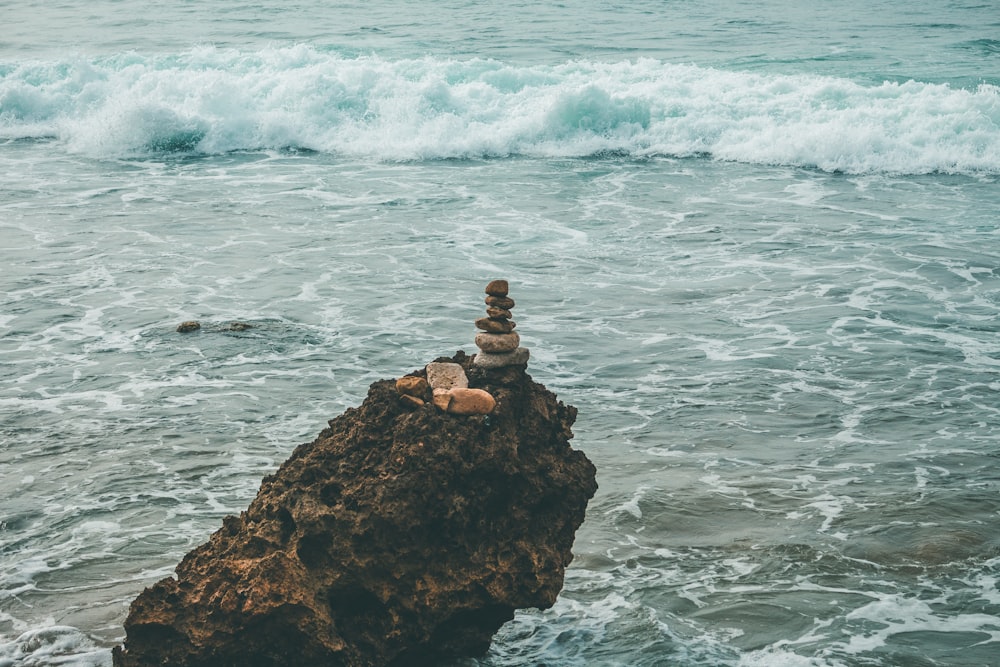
left=1, top=45, right=998, bottom=173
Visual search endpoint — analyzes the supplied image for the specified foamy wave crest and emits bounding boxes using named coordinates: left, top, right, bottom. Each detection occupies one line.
left=1, top=45, right=998, bottom=173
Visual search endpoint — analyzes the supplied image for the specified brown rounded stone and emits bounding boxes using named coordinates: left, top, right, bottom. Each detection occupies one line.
left=475, top=331, right=520, bottom=353
left=475, top=317, right=516, bottom=333
left=485, top=279, right=509, bottom=297
left=445, top=388, right=496, bottom=415
left=396, top=376, right=429, bottom=397
left=431, top=388, right=453, bottom=411
left=485, top=307, right=512, bottom=320
left=485, top=295, right=515, bottom=310
left=176, top=321, right=201, bottom=333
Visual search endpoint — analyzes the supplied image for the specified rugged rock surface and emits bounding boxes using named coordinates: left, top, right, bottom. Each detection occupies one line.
left=113, top=351, right=597, bottom=667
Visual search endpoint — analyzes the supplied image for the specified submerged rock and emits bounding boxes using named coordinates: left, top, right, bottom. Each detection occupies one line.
left=176, top=320, right=201, bottom=333
left=113, top=352, right=596, bottom=667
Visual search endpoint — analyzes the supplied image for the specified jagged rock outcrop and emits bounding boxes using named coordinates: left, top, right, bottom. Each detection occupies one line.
left=113, top=351, right=597, bottom=667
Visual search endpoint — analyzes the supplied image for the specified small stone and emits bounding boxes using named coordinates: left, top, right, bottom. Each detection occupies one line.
left=432, top=388, right=453, bottom=411
left=227, top=322, right=253, bottom=331
left=485, top=280, right=509, bottom=297
left=425, top=362, right=468, bottom=391
left=475, top=331, right=520, bottom=353
left=474, top=347, right=530, bottom=369
left=176, top=321, right=201, bottom=333
left=486, top=307, right=512, bottom=320
left=445, top=388, right=496, bottom=415
left=399, top=394, right=425, bottom=408
left=485, top=295, right=515, bottom=310
left=396, top=376, right=429, bottom=397
left=475, top=317, right=516, bottom=333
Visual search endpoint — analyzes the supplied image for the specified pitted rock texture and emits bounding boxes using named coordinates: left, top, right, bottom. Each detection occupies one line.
left=113, top=351, right=597, bottom=667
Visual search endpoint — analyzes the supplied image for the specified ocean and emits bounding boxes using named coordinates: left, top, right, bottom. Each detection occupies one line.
left=2, top=1, right=999, bottom=665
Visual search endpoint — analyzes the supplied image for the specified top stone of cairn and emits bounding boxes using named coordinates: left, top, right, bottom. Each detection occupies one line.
left=485, top=279, right=509, bottom=297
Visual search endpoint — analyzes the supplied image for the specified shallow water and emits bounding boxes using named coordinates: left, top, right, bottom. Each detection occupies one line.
left=2, top=2, right=1000, bottom=665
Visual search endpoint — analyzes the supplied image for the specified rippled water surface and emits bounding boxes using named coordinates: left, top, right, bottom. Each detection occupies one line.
left=2, top=2, right=1000, bottom=665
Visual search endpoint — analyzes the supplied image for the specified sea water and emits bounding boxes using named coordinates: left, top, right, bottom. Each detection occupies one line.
left=1, top=1, right=999, bottom=665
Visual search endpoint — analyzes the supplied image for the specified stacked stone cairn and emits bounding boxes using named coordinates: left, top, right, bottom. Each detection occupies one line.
left=394, top=280, right=529, bottom=415
left=474, top=279, right=529, bottom=368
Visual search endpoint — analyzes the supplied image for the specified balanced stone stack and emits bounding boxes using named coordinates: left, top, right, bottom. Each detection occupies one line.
left=474, top=280, right=530, bottom=368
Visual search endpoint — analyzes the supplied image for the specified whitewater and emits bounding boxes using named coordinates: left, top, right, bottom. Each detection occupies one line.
left=3, top=47, right=999, bottom=172
left=2, top=1, right=1000, bottom=665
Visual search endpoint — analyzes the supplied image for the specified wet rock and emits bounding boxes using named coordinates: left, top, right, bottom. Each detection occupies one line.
left=112, top=353, right=595, bottom=667
left=176, top=321, right=201, bottom=333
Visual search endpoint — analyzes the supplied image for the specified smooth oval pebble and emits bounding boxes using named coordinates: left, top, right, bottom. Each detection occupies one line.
left=485, top=306, right=513, bottom=319
left=475, top=317, right=516, bottom=333
left=475, top=331, right=520, bottom=353
left=485, top=295, right=515, bottom=310
left=485, top=279, right=509, bottom=297
left=445, top=388, right=496, bottom=415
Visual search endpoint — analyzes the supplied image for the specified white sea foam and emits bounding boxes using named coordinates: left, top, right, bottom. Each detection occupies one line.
left=0, top=625, right=109, bottom=667
left=2, top=47, right=998, bottom=173
left=605, top=485, right=652, bottom=520
left=840, top=594, right=1000, bottom=654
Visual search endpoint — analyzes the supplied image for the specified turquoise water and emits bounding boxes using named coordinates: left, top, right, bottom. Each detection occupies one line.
left=2, top=2, right=999, bottom=665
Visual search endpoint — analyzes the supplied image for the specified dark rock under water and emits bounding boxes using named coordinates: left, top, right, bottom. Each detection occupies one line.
left=113, top=352, right=597, bottom=667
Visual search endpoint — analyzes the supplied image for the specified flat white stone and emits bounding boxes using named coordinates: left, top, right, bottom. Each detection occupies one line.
left=425, top=362, right=469, bottom=390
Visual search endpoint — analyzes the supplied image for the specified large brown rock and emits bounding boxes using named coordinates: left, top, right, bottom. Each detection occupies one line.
left=113, top=352, right=596, bottom=667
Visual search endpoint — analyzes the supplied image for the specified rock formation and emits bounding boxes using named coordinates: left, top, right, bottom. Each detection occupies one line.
left=473, top=280, right=529, bottom=368
left=114, top=283, right=597, bottom=667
